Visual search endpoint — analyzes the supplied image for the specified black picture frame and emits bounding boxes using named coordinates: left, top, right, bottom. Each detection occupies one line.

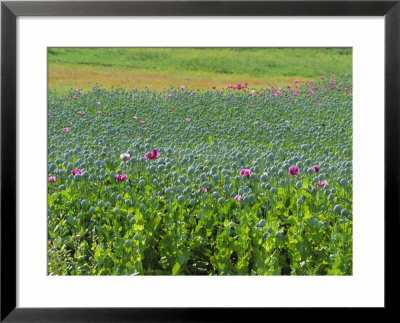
left=1, top=0, right=399, bottom=321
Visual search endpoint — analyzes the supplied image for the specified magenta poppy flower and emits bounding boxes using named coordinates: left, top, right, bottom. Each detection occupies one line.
left=181, top=85, right=186, bottom=90
left=212, top=86, right=216, bottom=89
left=317, top=180, right=327, bottom=187
left=144, top=149, right=158, bottom=160
left=97, top=111, right=102, bottom=115
left=48, top=176, right=57, bottom=183
left=235, top=84, right=242, bottom=90
left=240, top=168, right=252, bottom=178
left=312, top=165, right=320, bottom=172
left=77, top=111, right=83, bottom=115
left=63, top=127, right=70, bottom=132
left=115, top=174, right=127, bottom=182
left=307, top=89, right=313, bottom=93
left=234, top=195, right=242, bottom=202
left=288, top=166, right=300, bottom=176
left=71, top=169, right=83, bottom=176
left=170, top=106, right=175, bottom=110
left=227, top=85, right=232, bottom=89
left=140, top=120, right=145, bottom=125
left=120, top=153, right=131, bottom=161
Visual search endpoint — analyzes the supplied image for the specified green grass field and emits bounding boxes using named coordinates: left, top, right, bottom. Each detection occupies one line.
left=48, top=48, right=352, bottom=92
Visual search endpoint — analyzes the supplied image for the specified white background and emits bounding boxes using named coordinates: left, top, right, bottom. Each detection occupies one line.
left=17, top=17, right=384, bottom=307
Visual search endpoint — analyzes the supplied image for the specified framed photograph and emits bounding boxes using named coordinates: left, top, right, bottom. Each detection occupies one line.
left=1, top=0, right=398, bottom=321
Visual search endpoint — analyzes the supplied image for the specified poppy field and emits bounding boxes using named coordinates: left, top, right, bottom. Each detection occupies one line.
left=48, top=74, right=353, bottom=275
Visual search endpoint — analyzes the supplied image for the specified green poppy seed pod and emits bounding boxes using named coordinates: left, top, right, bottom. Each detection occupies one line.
left=218, top=197, right=225, bottom=204
left=333, top=204, right=342, bottom=213
left=257, top=219, right=266, bottom=227
left=212, top=192, right=221, bottom=199
left=105, top=202, right=111, bottom=208
left=89, top=207, right=95, bottom=214
left=340, top=179, right=348, bottom=185
left=275, top=232, right=283, bottom=239
left=243, top=196, right=250, bottom=203
left=260, top=174, right=268, bottom=182
left=318, top=174, right=325, bottom=180
left=58, top=185, right=65, bottom=191
left=125, top=199, right=132, bottom=205
left=113, top=207, right=120, bottom=214
left=270, top=187, right=278, bottom=194
left=97, top=201, right=104, bottom=207
left=81, top=200, right=88, bottom=207
left=125, top=239, right=132, bottom=247
left=297, top=198, right=304, bottom=205
left=177, top=195, right=186, bottom=203
left=296, top=181, right=302, bottom=188
left=341, top=209, right=349, bottom=216
left=134, top=234, right=140, bottom=240
left=130, top=218, right=136, bottom=225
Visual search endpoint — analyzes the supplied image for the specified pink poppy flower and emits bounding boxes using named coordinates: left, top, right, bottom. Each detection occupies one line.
left=136, top=136, right=141, bottom=139
left=140, top=121, right=145, bottom=125
left=212, top=86, right=216, bottom=89
left=240, top=168, right=252, bottom=178
left=97, top=101, right=101, bottom=106
left=48, top=176, right=57, bottom=183
left=219, top=91, right=224, bottom=95
left=288, top=166, right=300, bottom=176
left=144, top=149, right=158, bottom=160
left=115, top=174, right=127, bottom=182
left=98, top=111, right=102, bottom=115
left=74, top=89, right=79, bottom=92
left=317, top=180, right=327, bottom=187
left=133, top=116, right=138, bottom=120
left=63, top=127, right=70, bottom=132
left=234, top=195, right=242, bottom=202
left=167, top=94, right=172, bottom=98
left=202, top=187, right=209, bottom=193
left=227, top=85, right=232, bottom=89
left=79, top=91, right=83, bottom=94
left=294, top=80, right=299, bottom=83
left=143, top=128, right=147, bottom=131
left=71, top=169, right=83, bottom=176
left=120, top=153, right=131, bottom=161
left=77, top=111, right=83, bottom=115
left=312, top=165, right=320, bottom=172
left=72, top=96, right=77, bottom=100
left=321, top=75, right=325, bottom=80
left=181, top=85, right=186, bottom=90
left=185, top=118, right=190, bottom=122
left=170, top=106, right=175, bottom=110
